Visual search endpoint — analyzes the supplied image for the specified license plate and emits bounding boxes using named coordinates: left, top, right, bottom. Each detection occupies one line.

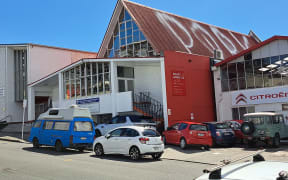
left=224, top=132, right=230, bottom=136
left=153, top=147, right=160, bottom=150
left=81, top=137, right=87, bottom=140
left=198, top=133, right=204, bottom=136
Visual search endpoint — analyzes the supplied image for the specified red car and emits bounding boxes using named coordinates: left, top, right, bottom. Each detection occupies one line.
left=224, top=120, right=244, bottom=143
left=162, top=121, right=212, bottom=150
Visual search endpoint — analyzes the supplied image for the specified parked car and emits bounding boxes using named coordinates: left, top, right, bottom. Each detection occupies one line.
left=241, top=112, right=288, bottom=147
left=29, top=106, right=95, bottom=152
left=224, top=120, right=244, bottom=143
left=196, top=151, right=288, bottom=180
left=204, top=122, right=235, bottom=147
left=94, top=115, right=156, bottom=137
left=93, top=126, right=164, bottom=160
left=162, top=121, right=212, bottom=150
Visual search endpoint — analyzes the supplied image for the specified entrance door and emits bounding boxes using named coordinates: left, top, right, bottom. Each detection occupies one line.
left=118, top=79, right=134, bottom=92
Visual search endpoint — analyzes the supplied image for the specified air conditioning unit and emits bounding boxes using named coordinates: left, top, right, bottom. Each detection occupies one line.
left=214, top=49, right=224, bottom=60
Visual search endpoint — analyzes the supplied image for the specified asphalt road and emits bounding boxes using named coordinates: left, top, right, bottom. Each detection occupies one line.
left=0, top=141, right=212, bottom=180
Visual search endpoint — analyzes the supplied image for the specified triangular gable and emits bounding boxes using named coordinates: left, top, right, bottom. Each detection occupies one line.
left=98, top=0, right=260, bottom=59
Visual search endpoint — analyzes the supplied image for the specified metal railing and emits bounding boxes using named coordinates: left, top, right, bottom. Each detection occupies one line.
left=133, top=92, right=164, bottom=133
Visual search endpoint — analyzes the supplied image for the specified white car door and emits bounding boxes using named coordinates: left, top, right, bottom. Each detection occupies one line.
left=120, top=128, right=140, bottom=155
left=105, top=128, right=125, bottom=154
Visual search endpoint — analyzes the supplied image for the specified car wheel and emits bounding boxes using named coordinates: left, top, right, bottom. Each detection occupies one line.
left=204, top=145, right=210, bottom=151
left=94, top=143, right=104, bottom=156
left=162, top=136, right=167, bottom=145
left=129, top=146, right=140, bottom=160
left=55, top=140, right=63, bottom=152
left=241, top=122, right=255, bottom=135
left=95, top=129, right=102, bottom=137
left=32, top=138, right=40, bottom=148
left=152, top=153, right=162, bottom=160
left=273, top=134, right=280, bottom=148
left=180, top=138, right=187, bottom=149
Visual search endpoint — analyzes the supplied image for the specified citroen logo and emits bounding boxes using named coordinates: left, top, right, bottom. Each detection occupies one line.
left=236, top=93, right=247, bottom=104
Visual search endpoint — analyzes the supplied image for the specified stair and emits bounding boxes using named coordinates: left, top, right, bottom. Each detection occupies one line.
left=133, top=92, right=164, bottom=133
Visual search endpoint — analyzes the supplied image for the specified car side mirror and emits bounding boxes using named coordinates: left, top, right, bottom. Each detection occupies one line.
left=105, top=134, right=111, bottom=139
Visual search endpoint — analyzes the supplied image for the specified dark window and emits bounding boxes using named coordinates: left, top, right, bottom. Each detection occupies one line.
left=117, top=66, right=134, bottom=78
left=33, top=121, right=42, bottom=128
left=178, top=123, right=188, bottom=130
left=253, top=59, right=263, bottom=88
left=130, top=116, right=154, bottom=123
left=215, top=123, right=229, bottom=129
left=142, top=129, right=160, bottom=137
left=232, top=108, right=239, bottom=120
left=110, top=128, right=124, bottom=137
left=244, top=53, right=252, bottom=60
left=111, top=116, right=126, bottom=124
left=189, top=124, right=208, bottom=131
left=245, top=60, right=254, bottom=89
left=122, top=128, right=139, bottom=137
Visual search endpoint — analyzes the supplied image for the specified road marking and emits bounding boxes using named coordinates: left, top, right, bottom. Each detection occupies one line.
left=64, top=159, right=73, bottom=162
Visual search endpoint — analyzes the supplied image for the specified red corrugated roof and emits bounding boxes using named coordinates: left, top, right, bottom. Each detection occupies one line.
left=215, top=36, right=288, bottom=67
left=122, top=0, right=259, bottom=59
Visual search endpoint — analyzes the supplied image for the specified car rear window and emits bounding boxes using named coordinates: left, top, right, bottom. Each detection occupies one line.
left=142, top=129, right=160, bottom=137
left=245, top=116, right=264, bottom=125
left=189, top=124, right=208, bottom=131
left=54, top=122, right=70, bottom=131
left=216, top=123, right=229, bottom=129
left=74, top=122, right=92, bottom=132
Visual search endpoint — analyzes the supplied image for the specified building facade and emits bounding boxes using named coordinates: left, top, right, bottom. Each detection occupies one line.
left=213, top=36, right=288, bottom=122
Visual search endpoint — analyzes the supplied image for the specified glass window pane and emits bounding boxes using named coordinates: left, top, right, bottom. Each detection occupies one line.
left=92, top=75, right=98, bottom=95
left=127, top=36, right=132, bottom=44
left=86, top=63, right=91, bottom=76
left=140, top=41, right=148, bottom=57
left=237, top=62, right=245, bottom=78
left=120, top=22, right=125, bottom=31
left=221, top=79, right=229, bottom=91
left=220, top=65, right=228, bottom=80
left=120, top=30, right=125, bottom=38
left=98, top=74, right=103, bottom=94
left=98, top=63, right=103, bottom=73
left=127, top=80, right=134, bottom=92
left=232, top=108, right=239, bottom=120
left=238, top=77, right=246, bottom=90
left=121, top=38, right=126, bottom=46
left=70, top=68, right=75, bottom=79
left=247, top=106, right=255, bottom=113
left=104, top=63, right=109, bottom=73
left=54, top=122, right=70, bottom=131
left=253, top=59, right=263, bottom=88
left=81, top=78, right=86, bottom=96
left=104, top=73, right=110, bottom=93
left=117, top=66, right=134, bottom=78
left=133, top=31, right=140, bottom=42
left=75, top=66, right=80, bottom=79
left=140, top=31, right=146, bottom=41
left=113, top=36, right=120, bottom=50
left=124, top=10, right=131, bottom=20
left=71, top=80, right=75, bottom=98
left=92, top=63, right=97, bottom=75
left=228, top=63, right=237, bottom=79
left=134, top=43, right=140, bottom=57
left=229, top=79, right=238, bottom=91
left=65, top=81, right=70, bottom=99
left=132, top=21, right=139, bottom=30
left=126, top=21, right=132, bottom=29
left=81, top=64, right=85, bottom=77
left=87, top=76, right=91, bottom=96
left=76, top=79, right=80, bottom=97
left=118, top=79, right=125, bottom=92
left=127, top=44, right=133, bottom=57
left=239, top=107, right=247, bottom=120
left=65, top=71, right=69, bottom=80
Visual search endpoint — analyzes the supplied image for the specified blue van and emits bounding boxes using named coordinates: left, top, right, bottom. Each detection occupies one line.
left=29, top=106, right=95, bottom=152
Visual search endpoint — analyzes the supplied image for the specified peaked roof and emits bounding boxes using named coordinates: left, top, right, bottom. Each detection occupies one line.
left=215, top=36, right=288, bottom=67
left=98, top=0, right=260, bottom=59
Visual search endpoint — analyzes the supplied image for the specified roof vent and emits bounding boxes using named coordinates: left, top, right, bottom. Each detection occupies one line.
left=214, top=49, right=223, bottom=60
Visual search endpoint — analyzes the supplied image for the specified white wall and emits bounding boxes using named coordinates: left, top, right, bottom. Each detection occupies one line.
left=134, top=63, right=163, bottom=102
left=0, top=47, right=6, bottom=120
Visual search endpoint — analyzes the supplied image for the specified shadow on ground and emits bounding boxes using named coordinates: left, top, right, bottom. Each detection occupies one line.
left=90, top=154, right=160, bottom=163
left=22, top=146, right=91, bottom=156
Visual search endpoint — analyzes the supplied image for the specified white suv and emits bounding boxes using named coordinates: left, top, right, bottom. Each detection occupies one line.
left=93, top=126, right=164, bottom=160
left=94, top=115, right=156, bottom=137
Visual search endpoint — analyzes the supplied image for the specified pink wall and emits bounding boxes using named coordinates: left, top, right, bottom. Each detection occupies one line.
left=28, top=45, right=97, bottom=84
left=164, top=51, right=215, bottom=126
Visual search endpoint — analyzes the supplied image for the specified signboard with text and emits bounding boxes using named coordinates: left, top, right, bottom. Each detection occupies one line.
left=76, top=98, right=100, bottom=113
left=171, top=71, right=186, bottom=96
left=232, top=86, right=288, bottom=106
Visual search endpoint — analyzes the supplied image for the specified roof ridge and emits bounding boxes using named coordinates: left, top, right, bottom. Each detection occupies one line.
left=123, top=0, right=252, bottom=38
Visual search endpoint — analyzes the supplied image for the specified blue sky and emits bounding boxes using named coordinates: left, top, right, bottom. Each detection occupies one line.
left=1, top=0, right=287, bottom=52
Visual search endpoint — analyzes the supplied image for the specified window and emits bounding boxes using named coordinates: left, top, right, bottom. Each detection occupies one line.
left=215, top=123, right=229, bottom=129
left=54, top=122, right=70, bottom=131
left=74, top=122, right=92, bottom=132
left=33, top=121, right=42, bottom=128
left=117, top=66, right=134, bottom=78
left=282, top=104, right=288, bottom=111
left=104, top=9, right=156, bottom=58
left=189, top=124, right=208, bottom=131
left=142, top=129, right=160, bottom=137
left=178, top=123, right=188, bottom=130
left=110, top=116, right=126, bottom=124
left=43, top=121, right=54, bottom=130
left=49, top=110, right=59, bottom=115
left=122, top=128, right=139, bottom=137
left=232, top=106, right=255, bottom=120
left=110, top=128, right=124, bottom=137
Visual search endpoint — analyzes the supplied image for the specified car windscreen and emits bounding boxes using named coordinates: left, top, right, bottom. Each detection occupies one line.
left=74, top=121, right=93, bottom=132
left=244, top=116, right=264, bottom=125
left=142, top=129, right=160, bottom=137
left=215, top=123, right=229, bottom=129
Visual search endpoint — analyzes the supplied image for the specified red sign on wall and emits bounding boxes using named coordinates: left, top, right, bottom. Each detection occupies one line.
left=171, top=71, right=186, bottom=96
